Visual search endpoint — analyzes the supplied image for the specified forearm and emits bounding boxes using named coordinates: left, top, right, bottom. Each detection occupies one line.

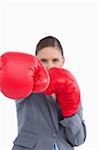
left=59, top=103, right=86, bottom=146
left=60, top=113, right=86, bottom=146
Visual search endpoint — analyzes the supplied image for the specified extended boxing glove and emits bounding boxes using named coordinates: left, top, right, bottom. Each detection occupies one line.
left=0, top=52, right=50, bottom=99
left=43, top=68, right=80, bottom=117
left=0, top=56, right=1, bottom=90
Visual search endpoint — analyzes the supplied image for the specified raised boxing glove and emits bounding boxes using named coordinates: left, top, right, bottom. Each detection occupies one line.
left=43, top=68, right=80, bottom=117
left=0, top=52, right=50, bottom=99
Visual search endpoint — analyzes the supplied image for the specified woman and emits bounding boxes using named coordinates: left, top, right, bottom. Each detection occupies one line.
left=12, top=36, right=86, bottom=150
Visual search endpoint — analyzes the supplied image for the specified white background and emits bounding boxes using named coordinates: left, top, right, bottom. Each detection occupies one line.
left=0, top=0, right=100, bottom=150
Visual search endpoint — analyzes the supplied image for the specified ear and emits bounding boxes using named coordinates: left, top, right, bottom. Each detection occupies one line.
left=63, top=57, right=65, bottom=64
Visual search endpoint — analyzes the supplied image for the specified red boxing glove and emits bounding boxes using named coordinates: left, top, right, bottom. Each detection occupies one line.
left=0, top=56, right=1, bottom=90
left=44, top=68, right=80, bottom=117
left=0, top=52, right=50, bottom=99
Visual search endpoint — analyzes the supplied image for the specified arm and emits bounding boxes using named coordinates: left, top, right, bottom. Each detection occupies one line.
left=59, top=102, right=86, bottom=146
left=44, top=68, right=86, bottom=146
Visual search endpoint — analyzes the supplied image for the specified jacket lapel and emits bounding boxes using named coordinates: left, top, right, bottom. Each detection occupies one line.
left=46, top=95, right=59, bottom=132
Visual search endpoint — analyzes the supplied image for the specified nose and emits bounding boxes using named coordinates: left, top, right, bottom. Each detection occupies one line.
left=47, top=61, right=54, bottom=70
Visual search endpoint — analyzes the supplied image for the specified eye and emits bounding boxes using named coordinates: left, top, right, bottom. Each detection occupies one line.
left=41, top=59, right=47, bottom=63
left=53, top=59, right=59, bottom=62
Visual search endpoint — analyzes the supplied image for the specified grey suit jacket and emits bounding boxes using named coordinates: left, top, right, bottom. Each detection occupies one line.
left=12, top=93, right=86, bottom=150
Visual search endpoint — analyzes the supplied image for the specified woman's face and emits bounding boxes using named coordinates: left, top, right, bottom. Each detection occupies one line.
left=36, top=47, right=65, bottom=70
